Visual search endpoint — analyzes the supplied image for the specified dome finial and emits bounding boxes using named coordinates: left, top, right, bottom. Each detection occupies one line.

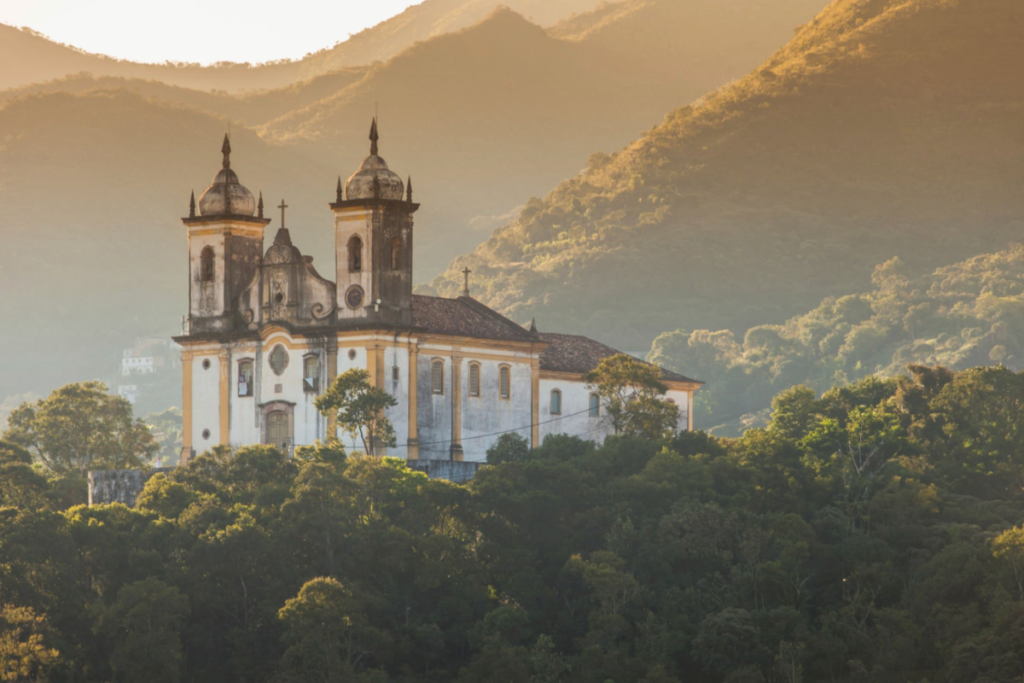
left=336, top=176, right=343, bottom=203
left=369, top=117, right=379, bottom=156
left=189, top=190, right=196, bottom=218
left=406, top=176, right=413, bottom=203
left=258, top=191, right=264, bottom=218
left=221, top=133, right=231, bottom=169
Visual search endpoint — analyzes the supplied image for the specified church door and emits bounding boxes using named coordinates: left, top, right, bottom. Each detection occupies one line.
left=266, top=411, right=290, bottom=452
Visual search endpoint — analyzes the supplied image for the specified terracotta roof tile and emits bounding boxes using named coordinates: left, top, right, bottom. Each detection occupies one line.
left=539, top=333, right=699, bottom=384
left=411, top=295, right=539, bottom=343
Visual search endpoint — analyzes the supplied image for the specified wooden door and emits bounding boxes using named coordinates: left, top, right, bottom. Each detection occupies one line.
left=266, top=411, right=289, bottom=451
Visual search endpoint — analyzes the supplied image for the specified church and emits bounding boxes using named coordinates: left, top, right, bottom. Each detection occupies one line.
left=174, top=122, right=701, bottom=463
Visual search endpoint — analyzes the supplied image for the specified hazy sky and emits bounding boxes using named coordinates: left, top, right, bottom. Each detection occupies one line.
left=0, top=0, right=422, bottom=65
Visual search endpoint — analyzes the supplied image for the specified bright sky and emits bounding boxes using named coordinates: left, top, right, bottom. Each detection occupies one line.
left=0, top=0, right=422, bottom=65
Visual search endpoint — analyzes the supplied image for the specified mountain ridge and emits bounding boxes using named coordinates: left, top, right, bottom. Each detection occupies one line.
left=427, top=0, right=1024, bottom=351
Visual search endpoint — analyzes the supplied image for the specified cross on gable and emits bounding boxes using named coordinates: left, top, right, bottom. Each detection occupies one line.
left=278, top=200, right=288, bottom=228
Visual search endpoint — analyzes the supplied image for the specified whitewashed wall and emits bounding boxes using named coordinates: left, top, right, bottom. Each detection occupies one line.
left=380, top=344, right=411, bottom=456
left=538, top=378, right=608, bottom=445
left=191, top=351, right=221, bottom=450
left=416, top=351, right=453, bottom=460
left=228, top=343, right=260, bottom=446
left=460, top=357, right=534, bottom=462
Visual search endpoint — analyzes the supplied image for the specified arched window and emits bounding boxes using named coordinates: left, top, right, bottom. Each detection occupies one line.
left=431, top=360, right=444, bottom=395
left=348, top=235, right=363, bottom=273
left=200, top=246, right=215, bottom=282
left=391, top=237, right=401, bottom=270
left=303, top=356, right=320, bottom=392
left=589, top=393, right=600, bottom=417
left=237, top=360, right=253, bottom=397
left=499, top=366, right=511, bottom=400
left=468, top=362, right=481, bottom=397
left=550, top=389, right=562, bottom=415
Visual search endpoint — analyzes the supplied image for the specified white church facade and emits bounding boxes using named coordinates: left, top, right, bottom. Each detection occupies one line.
left=175, top=124, right=701, bottom=463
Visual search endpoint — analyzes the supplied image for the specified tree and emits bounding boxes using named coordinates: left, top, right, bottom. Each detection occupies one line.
left=2, top=382, right=157, bottom=476
left=316, top=370, right=398, bottom=456
left=277, top=577, right=387, bottom=682
left=487, top=432, right=531, bottom=464
left=0, top=605, right=60, bottom=682
left=586, top=354, right=680, bottom=438
left=0, top=441, right=49, bottom=509
left=93, top=578, right=190, bottom=683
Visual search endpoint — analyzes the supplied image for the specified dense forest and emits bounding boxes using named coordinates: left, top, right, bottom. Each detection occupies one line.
left=651, top=245, right=1024, bottom=434
left=5, top=364, right=1024, bottom=682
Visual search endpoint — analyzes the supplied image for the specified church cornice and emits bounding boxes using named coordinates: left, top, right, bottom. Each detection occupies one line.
left=329, top=198, right=420, bottom=213
left=182, top=214, right=272, bottom=227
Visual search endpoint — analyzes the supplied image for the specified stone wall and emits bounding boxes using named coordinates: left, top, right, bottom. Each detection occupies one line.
left=405, top=459, right=484, bottom=484
left=88, top=468, right=173, bottom=507
left=88, top=461, right=480, bottom=507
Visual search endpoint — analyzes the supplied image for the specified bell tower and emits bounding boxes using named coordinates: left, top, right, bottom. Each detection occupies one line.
left=182, top=135, right=270, bottom=334
left=331, top=119, right=418, bottom=327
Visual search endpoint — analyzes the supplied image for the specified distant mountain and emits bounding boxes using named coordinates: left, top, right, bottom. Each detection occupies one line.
left=0, top=90, right=336, bottom=396
left=0, top=0, right=601, bottom=93
left=650, top=245, right=1024, bottom=436
left=260, top=0, right=830, bottom=275
left=0, top=1, right=831, bottom=400
left=0, top=68, right=370, bottom=127
left=427, top=0, right=1024, bottom=352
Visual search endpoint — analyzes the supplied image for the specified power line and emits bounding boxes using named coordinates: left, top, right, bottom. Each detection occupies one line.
left=385, top=400, right=610, bottom=451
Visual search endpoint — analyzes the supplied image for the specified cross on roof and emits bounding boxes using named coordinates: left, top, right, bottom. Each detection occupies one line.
left=278, top=200, right=288, bottom=228
left=462, top=267, right=472, bottom=297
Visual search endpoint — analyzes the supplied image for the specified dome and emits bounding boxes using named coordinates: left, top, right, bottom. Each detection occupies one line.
left=197, top=135, right=256, bottom=217
left=344, top=119, right=406, bottom=201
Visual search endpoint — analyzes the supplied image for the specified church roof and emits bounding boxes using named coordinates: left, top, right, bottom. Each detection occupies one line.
left=411, top=295, right=540, bottom=343
left=538, top=333, right=701, bottom=385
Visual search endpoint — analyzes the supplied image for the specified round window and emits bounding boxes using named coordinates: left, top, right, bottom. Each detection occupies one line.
left=269, top=345, right=289, bottom=376
left=345, top=285, right=365, bottom=309
left=202, top=359, right=211, bottom=370
left=348, top=349, right=357, bottom=361
left=201, top=429, right=211, bottom=440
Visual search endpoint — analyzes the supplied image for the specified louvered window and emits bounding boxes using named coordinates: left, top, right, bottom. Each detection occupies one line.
left=432, top=360, right=444, bottom=395
left=499, top=366, right=511, bottom=400
left=469, top=363, right=481, bottom=397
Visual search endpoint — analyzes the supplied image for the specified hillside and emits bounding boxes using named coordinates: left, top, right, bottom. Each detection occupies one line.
left=261, top=0, right=830, bottom=274
left=0, top=90, right=337, bottom=397
left=0, top=1, right=832, bottom=400
left=0, top=0, right=602, bottom=93
left=0, top=68, right=370, bottom=127
left=427, top=0, right=1024, bottom=352
left=650, top=244, right=1024, bottom=435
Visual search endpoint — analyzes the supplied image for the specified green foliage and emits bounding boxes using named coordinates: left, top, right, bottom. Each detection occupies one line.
left=2, top=381, right=157, bottom=475
left=93, top=577, right=190, bottom=683
left=0, top=604, right=60, bottom=683
left=652, top=246, right=1024, bottom=435
left=7, top=367, right=1024, bottom=680
left=586, top=354, right=680, bottom=438
left=486, top=432, right=531, bottom=465
left=316, top=370, right=399, bottom=455
left=277, top=577, right=388, bottom=682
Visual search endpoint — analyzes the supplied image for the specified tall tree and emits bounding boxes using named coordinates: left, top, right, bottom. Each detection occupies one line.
left=2, top=382, right=156, bottom=476
left=316, top=370, right=398, bottom=456
left=586, top=354, right=680, bottom=438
